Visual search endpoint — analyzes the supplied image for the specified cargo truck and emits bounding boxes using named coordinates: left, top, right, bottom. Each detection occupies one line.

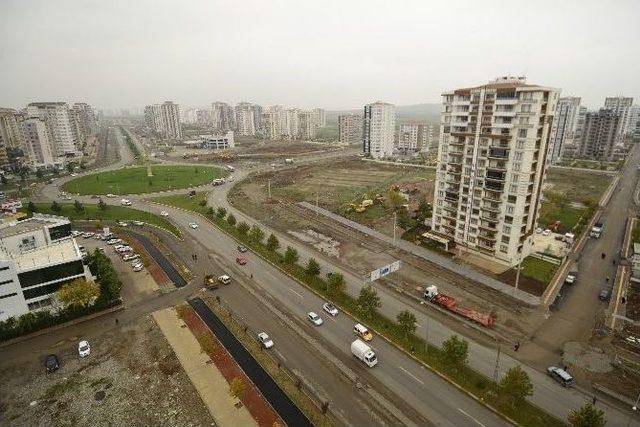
left=351, top=339, right=377, bottom=367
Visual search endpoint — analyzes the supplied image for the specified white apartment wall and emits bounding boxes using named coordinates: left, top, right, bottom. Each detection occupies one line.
left=364, top=102, right=395, bottom=158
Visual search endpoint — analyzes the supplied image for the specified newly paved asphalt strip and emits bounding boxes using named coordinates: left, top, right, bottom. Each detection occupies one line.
left=134, top=232, right=187, bottom=288
left=189, top=297, right=313, bottom=427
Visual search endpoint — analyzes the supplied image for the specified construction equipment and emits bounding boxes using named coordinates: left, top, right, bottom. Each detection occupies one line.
left=424, top=285, right=496, bottom=328
left=203, top=275, right=219, bottom=289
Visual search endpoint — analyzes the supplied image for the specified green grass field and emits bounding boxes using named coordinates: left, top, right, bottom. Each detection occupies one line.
left=25, top=203, right=180, bottom=237
left=520, top=256, right=559, bottom=283
left=63, top=165, right=226, bottom=195
left=152, top=192, right=209, bottom=214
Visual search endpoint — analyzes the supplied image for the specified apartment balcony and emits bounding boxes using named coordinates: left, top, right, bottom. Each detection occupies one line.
left=488, top=148, right=509, bottom=159
left=481, top=213, right=499, bottom=222
left=486, top=163, right=507, bottom=172
left=478, top=233, right=497, bottom=242
left=443, top=203, right=457, bottom=212
left=441, top=222, right=456, bottom=231
left=444, top=196, right=458, bottom=203
left=476, top=243, right=496, bottom=254
left=485, top=184, right=504, bottom=193
left=451, top=131, right=474, bottom=138
left=492, top=121, right=514, bottom=129
left=449, top=158, right=463, bottom=165
left=494, top=109, right=516, bottom=117
left=447, top=166, right=462, bottom=175
left=489, top=141, right=510, bottom=149
left=486, top=171, right=506, bottom=182
left=482, top=204, right=501, bottom=213
left=445, top=176, right=460, bottom=185
left=449, top=139, right=465, bottom=146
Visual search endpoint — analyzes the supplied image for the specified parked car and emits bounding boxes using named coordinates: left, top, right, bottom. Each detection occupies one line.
left=45, top=354, right=60, bottom=372
left=323, top=302, right=338, bottom=316
left=106, top=193, right=116, bottom=198
left=547, top=366, right=573, bottom=387
left=257, top=332, right=274, bottom=349
left=122, top=253, right=140, bottom=261
left=237, top=245, right=248, bottom=253
left=132, top=220, right=144, bottom=226
left=599, top=288, right=611, bottom=302
left=78, top=340, right=91, bottom=357
left=117, top=221, right=129, bottom=227
left=307, top=312, right=323, bottom=326
left=236, top=256, right=247, bottom=266
left=107, top=239, right=119, bottom=245
left=188, top=223, right=198, bottom=229
left=131, top=260, right=143, bottom=267
left=160, top=211, right=169, bottom=217
left=133, top=264, right=143, bottom=272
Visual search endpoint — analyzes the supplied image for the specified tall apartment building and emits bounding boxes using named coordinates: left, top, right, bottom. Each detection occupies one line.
left=397, top=122, right=428, bottom=153
left=234, top=102, right=256, bottom=136
left=578, top=108, right=620, bottom=160
left=70, top=103, right=97, bottom=148
left=630, top=106, right=640, bottom=140
left=0, top=108, right=26, bottom=150
left=604, top=96, right=634, bottom=138
left=312, top=108, right=326, bottom=127
left=251, top=104, right=264, bottom=135
left=262, top=107, right=283, bottom=140
left=284, top=109, right=301, bottom=138
left=22, top=117, right=56, bottom=168
left=298, top=111, right=318, bottom=139
left=0, top=214, right=92, bottom=321
left=548, top=97, right=581, bottom=164
left=338, top=114, right=363, bottom=145
left=195, top=108, right=212, bottom=128
left=431, top=77, right=559, bottom=266
left=211, top=102, right=235, bottom=131
left=363, top=102, right=395, bottom=159
left=144, top=101, right=182, bottom=139
left=26, top=102, right=78, bottom=156
left=180, top=107, right=198, bottom=124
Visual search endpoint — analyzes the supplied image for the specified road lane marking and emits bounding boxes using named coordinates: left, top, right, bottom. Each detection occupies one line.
left=458, top=408, right=486, bottom=427
left=275, top=350, right=287, bottom=362
left=288, top=288, right=304, bottom=298
left=398, top=366, right=424, bottom=385
left=325, top=315, right=337, bottom=323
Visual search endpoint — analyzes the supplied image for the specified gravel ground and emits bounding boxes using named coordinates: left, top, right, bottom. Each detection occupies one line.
left=0, top=315, right=214, bottom=427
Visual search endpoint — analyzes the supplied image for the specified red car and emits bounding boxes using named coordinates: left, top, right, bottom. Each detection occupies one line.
left=236, top=256, right=247, bottom=265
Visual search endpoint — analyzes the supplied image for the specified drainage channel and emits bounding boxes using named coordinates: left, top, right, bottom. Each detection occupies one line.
left=129, top=231, right=187, bottom=288
left=188, top=297, right=312, bottom=427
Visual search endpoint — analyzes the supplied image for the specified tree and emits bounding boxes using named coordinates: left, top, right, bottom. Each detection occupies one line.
left=397, top=208, right=415, bottom=230
left=199, top=198, right=207, bottom=206
left=442, top=335, right=469, bottom=366
left=227, top=213, right=236, bottom=226
left=305, top=258, right=321, bottom=277
left=229, top=377, right=245, bottom=401
left=27, top=201, right=36, bottom=213
left=387, top=190, right=406, bottom=210
left=0, top=175, right=7, bottom=185
left=568, top=403, right=605, bottom=427
left=327, top=272, right=345, bottom=294
left=51, top=200, right=62, bottom=213
left=357, top=285, right=381, bottom=318
left=66, top=162, right=74, bottom=173
left=250, top=225, right=265, bottom=242
left=35, top=169, right=44, bottom=179
left=416, top=199, right=432, bottom=221
left=237, top=221, right=250, bottom=235
left=498, top=366, right=533, bottom=407
left=216, top=207, right=227, bottom=219
left=396, top=310, right=417, bottom=338
left=284, top=246, right=299, bottom=264
left=266, top=233, right=280, bottom=251
left=206, top=206, right=214, bottom=216
left=56, top=279, right=100, bottom=308
left=98, top=198, right=107, bottom=211
left=87, top=249, right=123, bottom=303
left=74, top=199, right=84, bottom=213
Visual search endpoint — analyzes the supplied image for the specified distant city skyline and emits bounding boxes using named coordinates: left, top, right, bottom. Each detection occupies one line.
left=1, top=0, right=639, bottom=110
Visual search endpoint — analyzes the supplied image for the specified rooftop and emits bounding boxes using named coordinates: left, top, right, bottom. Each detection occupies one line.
left=0, top=214, right=69, bottom=239
left=3, top=239, right=80, bottom=272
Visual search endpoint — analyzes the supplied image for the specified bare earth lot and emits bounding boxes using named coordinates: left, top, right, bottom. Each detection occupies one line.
left=0, top=315, right=213, bottom=427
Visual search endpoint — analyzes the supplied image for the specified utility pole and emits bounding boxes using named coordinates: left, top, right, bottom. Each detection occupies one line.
left=514, top=256, right=522, bottom=295
left=493, top=343, right=501, bottom=383
left=425, top=315, right=430, bottom=345
left=316, top=191, right=319, bottom=216
left=393, top=211, right=397, bottom=243
left=267, top=179, right=271, bottom=198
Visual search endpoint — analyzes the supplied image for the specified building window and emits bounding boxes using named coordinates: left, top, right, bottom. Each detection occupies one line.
left=506, top=205, right=514, bottom=214
left=521, top=92, right=533, bottom=100
left=501, top=236, right=510, bottom=244
left=521, top=104, right=531, bottom=113
left=18, top=260, right=84, bottom=288
left=503, top=225, right=511, bottom=234
left=509, top=184, right=518, bottom=193
left=513, top=162, right=521, bottom=171
left=519, top=117, right=530, bottom=125
left=511, top=173, right=519, bottom=181
left=500, top=245, right=509, bottom=253
left=518, top=129, right=527, bottom=138
left=516, top=140, right=525, bottom=149
left=514, top=151, right=523, bottom=161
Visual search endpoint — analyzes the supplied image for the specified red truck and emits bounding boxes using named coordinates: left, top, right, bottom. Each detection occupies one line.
left=424, top=285, right=495, bottom=328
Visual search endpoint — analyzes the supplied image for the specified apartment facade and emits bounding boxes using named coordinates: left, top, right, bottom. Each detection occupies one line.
left=234, top=102, right=256, bottom=136
left=211, top=102, right=235, bottom=131
left=548, top=97, right=581, bottom=164
left=144, top=101, right=182, bottom=139
left=22, top=117, right=56, bottom=168
left=397, top=122, right=428, bottom=153
left=312, top=108, right=326, bottom=127
left=604, top=96, right=633, bottom=138
left=26, top=102, right=78, bottom=156
left=363, top=102, right=395, bottom=159
left=578, top=108, right=620, bottom=160
left=431, top=77, right=559, bottom=266
left=338, top=114, right=363, bottom=145
left=0, top=214, right=91, bottom=321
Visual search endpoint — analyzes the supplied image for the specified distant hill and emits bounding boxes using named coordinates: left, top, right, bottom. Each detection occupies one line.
left=327, top=103, right=440, bottom=126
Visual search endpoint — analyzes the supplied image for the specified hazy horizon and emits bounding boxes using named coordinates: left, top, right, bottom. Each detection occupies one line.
left=2, top=0, right=639, bottom=111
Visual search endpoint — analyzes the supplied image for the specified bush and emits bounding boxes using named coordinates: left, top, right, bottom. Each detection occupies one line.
left=227, top=213, right=236, bottom=226
left=216, top=207, right=227, bottom=219
left=305, top=258, right=321, bottom=277
left=442, top=335, right=468, bottom=366
left=284, top=246, right=299, bottom=264
left=499, top=366, right=533, bottom=407
left=266, top=234, right=280, bottom=251
left=237, top=221, right=250, bottom=235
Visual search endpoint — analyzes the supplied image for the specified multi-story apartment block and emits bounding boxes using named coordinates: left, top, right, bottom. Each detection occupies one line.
left=298, top=111, right=318, bottom=140
left=262, top=107, right=283, bottom=140
left=195, top=108, right=213, bottom=128
left=312, top=108, right=326, bottom=127
left=578, top=108, right=620, bottom=160
left=251, top=104, right=264, bottom=135
left=144, top=101, right=182, bottom=139
left=22, top=117, right=56, bottom=168
left=284, top=109, right=301, bottom=138
left=70, top=103, right=97, bottom=148
left=180, top=107, right=198, bottom=124
left=548, top=97, right=581, bottom=164
left=234, top=102, right=256, bottom=136
left=0, top=108, right=26, bottom=150
left=211, top=102, right=235, bottom=131
left=397, top=122, right=428, bottom=153
left=363, top=102, right=395, bottom=159
left=144, top=104, right=163, bottom=132
left=338, top=114, right=363, bottom=145
left=431, top=77, right=559, bottom=266
left=630, top=106, right=640, bottom=140
left=0, top=214, right=92, bottom=321
left=26, top=102, right=78, bottom=156
left=604, top=96, right=634, bottom=138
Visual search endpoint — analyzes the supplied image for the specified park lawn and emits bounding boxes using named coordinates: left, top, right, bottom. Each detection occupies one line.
left=520, top=256, right=559, bottom=283
left=152, top=192, right=209, bottom=215
left=538, top=204, right=585, bottom=230
left=63, top=165, right=226, bottom=195
left=26, top=203, right=180, bottom=237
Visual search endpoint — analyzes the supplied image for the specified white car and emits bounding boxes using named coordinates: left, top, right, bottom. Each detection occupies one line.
left=307, top=312, right=323, bottom=326
left=106, top=193, right=116, bottom=198
left=107, top=239, right=119, bottom=245
left=132, top=220, right=144, bottom=226
left=133, top=264, right=143, bottom=272
left=117, top=221, right=128, bottom=227
left=78, top=340, right=91, bottom=357
left=542, top=229, right=551, bottom=236
left=160, top=211, right=169, bottom=217
left=189, top=223, right=198, bottom=229
left=70, top=173, right=78, bottom=177
left=131, top=260, right=143, bottom=267
left=323, top=303, right=338, bottom=316
left=122, top=253, right=140, bottom=261
left=71, top=230, right=82, bottom=237
left=116, top=246, right=132, bottom=253
left=257, top=332, right=274, bottom=349
left=121, top=199, right=132, bottom=206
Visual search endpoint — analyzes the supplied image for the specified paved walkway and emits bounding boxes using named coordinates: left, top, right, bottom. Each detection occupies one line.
left=153, top=308, right=257, bottom=427
left=298, top=201, right=540, bottom=305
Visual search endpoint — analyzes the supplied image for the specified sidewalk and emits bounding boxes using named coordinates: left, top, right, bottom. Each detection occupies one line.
left=153, top=308, right=257, bottom=427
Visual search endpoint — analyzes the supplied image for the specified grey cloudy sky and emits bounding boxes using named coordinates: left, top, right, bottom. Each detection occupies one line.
left=1, top=0, right=639, bottom=111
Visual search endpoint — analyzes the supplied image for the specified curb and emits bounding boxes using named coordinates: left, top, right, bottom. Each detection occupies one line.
left=153, top=200, right=524, bottom=425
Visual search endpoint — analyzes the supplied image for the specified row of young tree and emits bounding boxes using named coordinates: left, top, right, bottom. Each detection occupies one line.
left=207, top=204, right=605, bottom=426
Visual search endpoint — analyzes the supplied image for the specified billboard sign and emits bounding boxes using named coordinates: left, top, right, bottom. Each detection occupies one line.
left=369, top=260, right=401, bottom=282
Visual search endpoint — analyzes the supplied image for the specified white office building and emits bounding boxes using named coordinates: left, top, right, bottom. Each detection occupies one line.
left=548, top=97, right=581, bottom=164
left=604, top=96, right=634, bottom=139
left=26, top=102, right=78, bottom=156
left=431, top=77, right=559, bottom=266
left=234, top=102, right=256, bottom=136
left=0, top=215, right=91, bottom=321
left=363, top=102, right=395, bottom=159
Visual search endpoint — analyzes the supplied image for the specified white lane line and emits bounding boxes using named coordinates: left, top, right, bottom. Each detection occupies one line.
left=416, top=323, right=423, bottom=328
left=458, top=408, right=486, bottom=427
left=398, top=366, right=424, bottom=385
left=288, top=288, right=304, bottom=298
left=274, top=350, right=287, bottom=362
left=324, top=315, right=337, bottom=323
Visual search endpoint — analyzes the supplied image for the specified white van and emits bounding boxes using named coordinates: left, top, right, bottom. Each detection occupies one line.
left=353, top=323, right=373, bottom=341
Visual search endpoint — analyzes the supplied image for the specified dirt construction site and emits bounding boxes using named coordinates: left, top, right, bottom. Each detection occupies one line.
left=228, top=157, right=546, bottom=344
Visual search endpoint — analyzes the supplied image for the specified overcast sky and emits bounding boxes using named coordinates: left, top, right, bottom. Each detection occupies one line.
left=1, top=0, right=639, bottom=111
